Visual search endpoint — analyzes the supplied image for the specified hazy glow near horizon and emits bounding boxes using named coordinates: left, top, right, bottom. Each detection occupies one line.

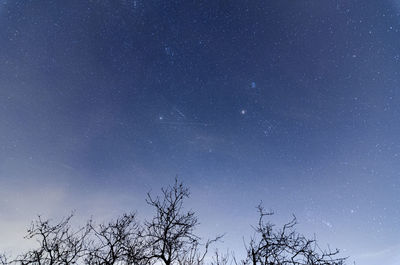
left=0, top=1, right=400, bottom=265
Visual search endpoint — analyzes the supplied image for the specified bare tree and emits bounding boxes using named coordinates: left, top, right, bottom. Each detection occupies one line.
left=1, top=253, right=9, bottom=265
left=240, top=205, right=347, bottom=265
left=2, top=181, right=349, bottom=265
left=85, top=213, right=145, bottom=265
left=210, top=250, right=230, bottom=265
left=176, top=237, right=223, bottom=265
left=144, top=179, right=221, bottom=265
left=10, top=214, right=90, bottom=265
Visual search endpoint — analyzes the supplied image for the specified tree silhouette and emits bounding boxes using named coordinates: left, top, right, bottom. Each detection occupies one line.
left=144, top=179, right=221, bottom=265
left=240, top=205, right=346, bottom=265
left=10, top=214, right=90, bottom=265
left=1, top=253, right=9, bottom=265
left=85, top=213, right=145, bottom=265
left=1, top=180, right=348, bottom=265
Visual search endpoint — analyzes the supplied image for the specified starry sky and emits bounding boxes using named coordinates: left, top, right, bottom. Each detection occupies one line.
left=1, top=0, right=400, bottom=264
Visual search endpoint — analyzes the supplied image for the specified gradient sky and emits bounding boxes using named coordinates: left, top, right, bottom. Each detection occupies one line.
left=1, top=0, right=400, bottom=264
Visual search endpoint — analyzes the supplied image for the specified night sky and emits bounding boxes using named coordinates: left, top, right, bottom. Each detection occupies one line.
left=1, top=0, right=400, bottom=264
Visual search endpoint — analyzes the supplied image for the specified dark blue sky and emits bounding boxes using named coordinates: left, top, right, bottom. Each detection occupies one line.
left=1, top=0, right=400, bottom=264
